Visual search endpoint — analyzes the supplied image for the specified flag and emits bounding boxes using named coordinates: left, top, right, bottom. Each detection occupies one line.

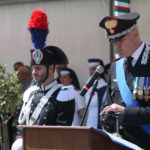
left=114, top=0, right=130, bottom=17
left=114, top=0, right=130, bottom=58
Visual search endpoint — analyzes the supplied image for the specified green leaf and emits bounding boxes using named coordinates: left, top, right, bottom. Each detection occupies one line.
left=0, top=65, right=23, bottom=122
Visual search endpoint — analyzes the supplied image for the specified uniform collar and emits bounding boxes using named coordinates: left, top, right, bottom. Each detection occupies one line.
left=131, top=42, right=144, bottom=65
left=61, top=85, right=73, bottom=90
left=41, top=80, right=57, bottom=91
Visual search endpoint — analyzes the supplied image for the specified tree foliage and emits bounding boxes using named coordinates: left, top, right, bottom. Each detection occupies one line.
left=0, top=65, right=23, bottom=122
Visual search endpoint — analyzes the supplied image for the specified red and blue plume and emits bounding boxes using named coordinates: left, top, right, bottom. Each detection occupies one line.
left=28, top=9, right=49, bottom=50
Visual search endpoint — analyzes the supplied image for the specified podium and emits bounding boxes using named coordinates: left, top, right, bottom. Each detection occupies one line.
left=18, top=125, right=131, bottom=150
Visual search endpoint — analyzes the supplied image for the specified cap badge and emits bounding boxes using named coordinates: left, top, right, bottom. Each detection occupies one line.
left=105, top=19, right=118, bottom=34
left=32, top=50, right=43, bottom=64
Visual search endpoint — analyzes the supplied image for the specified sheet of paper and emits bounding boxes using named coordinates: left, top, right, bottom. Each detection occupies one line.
left=97, top=129, right=142, bottom=150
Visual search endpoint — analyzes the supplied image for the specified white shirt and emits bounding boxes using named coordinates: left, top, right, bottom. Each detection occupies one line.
left=131, top=42, right=144, bottom=66
left=57, top=85, right=85, bottom=126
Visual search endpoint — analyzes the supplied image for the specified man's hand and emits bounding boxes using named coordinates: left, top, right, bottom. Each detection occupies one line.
left=100, top=103, right=125, bottom=115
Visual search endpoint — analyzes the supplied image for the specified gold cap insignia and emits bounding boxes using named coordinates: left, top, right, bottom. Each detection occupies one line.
left=104, top=19, right=118, bottom=34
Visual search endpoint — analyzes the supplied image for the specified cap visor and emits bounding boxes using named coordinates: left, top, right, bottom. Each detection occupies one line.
left=109, top=35, right=126, bottom=43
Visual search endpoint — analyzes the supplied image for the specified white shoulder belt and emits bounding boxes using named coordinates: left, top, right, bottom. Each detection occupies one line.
left=18, top=84, right=61, bottom=125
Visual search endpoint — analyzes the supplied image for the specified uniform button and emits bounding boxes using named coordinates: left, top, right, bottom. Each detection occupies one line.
left=30, top=111, right=33, bottom=113
left=44, top=117, right=46, bottom=119
left=47, top=102, right=50, bottom=105
left=45, top=109, right=48, bottom=112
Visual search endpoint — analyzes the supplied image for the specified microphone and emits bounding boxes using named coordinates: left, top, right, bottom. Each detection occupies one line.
left=80, top=65, right=104, bottom=96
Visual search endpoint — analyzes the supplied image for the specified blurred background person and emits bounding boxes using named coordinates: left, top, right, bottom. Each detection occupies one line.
left=104, top=63, right=111, bottom=82
left=13, top=61, right=24, bottom=72
left=17, top=66, right=32, bottom=92
left=59, top=67, right=85, bottom=126
left=56, top=64, right=68, bottom=83
left=85, top=58, right=107, bottom=129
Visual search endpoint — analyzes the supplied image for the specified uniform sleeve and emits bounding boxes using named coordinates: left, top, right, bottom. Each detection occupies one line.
left=56, top=100, right=75, bottom=125
left=104, top=63, right=115, bottom=106
left=124, top=106, right=150, bottom=126
left=104, top=62, right=125, bottom=107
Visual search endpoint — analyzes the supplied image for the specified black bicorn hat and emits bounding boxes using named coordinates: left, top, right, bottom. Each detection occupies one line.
left=88, top=58, right=104, bottom=67
left=28, top=9, right=69, bottom=67
left=99, top=12, right=140, bottom=42
left=30, top=46, right=69, bottom=66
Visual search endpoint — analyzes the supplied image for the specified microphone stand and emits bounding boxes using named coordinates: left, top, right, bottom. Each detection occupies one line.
left=80, top=79, right=98, bottom=126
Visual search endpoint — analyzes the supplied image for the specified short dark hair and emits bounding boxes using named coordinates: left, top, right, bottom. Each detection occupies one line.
left=14, top=61, right=24, bottom=67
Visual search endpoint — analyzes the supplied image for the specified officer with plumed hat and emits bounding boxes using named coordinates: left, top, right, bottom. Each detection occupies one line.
left=99, top=12, right=150, bottom=149
left=11, top=9, right=75, bottom=150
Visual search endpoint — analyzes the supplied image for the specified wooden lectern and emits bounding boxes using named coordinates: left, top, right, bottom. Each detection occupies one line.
left=18, top=125, right=130, bottom=150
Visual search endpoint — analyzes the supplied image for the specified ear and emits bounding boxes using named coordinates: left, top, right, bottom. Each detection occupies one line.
left=49, top=64, right=55, bottom=73
left=133, top=28, right=139, bottom=38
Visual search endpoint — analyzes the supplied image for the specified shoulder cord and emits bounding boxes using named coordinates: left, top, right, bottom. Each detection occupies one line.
left=18, top=94, right=35, bottom=124
left=29, top=84, right=62, bottom=125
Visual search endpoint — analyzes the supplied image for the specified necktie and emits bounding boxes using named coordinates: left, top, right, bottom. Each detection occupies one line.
left=127, top=56, right=133, bottom=69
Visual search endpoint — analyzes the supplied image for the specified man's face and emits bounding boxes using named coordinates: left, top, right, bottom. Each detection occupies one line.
left=89, top=66, right=97, bottom=76
left=113, top=30, right=136, bottom=57
left=17, top=66, right=31, bottom=83
left=60, top=74, right=72, bottom=86
left=32, top=65, right=48, bottom=84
